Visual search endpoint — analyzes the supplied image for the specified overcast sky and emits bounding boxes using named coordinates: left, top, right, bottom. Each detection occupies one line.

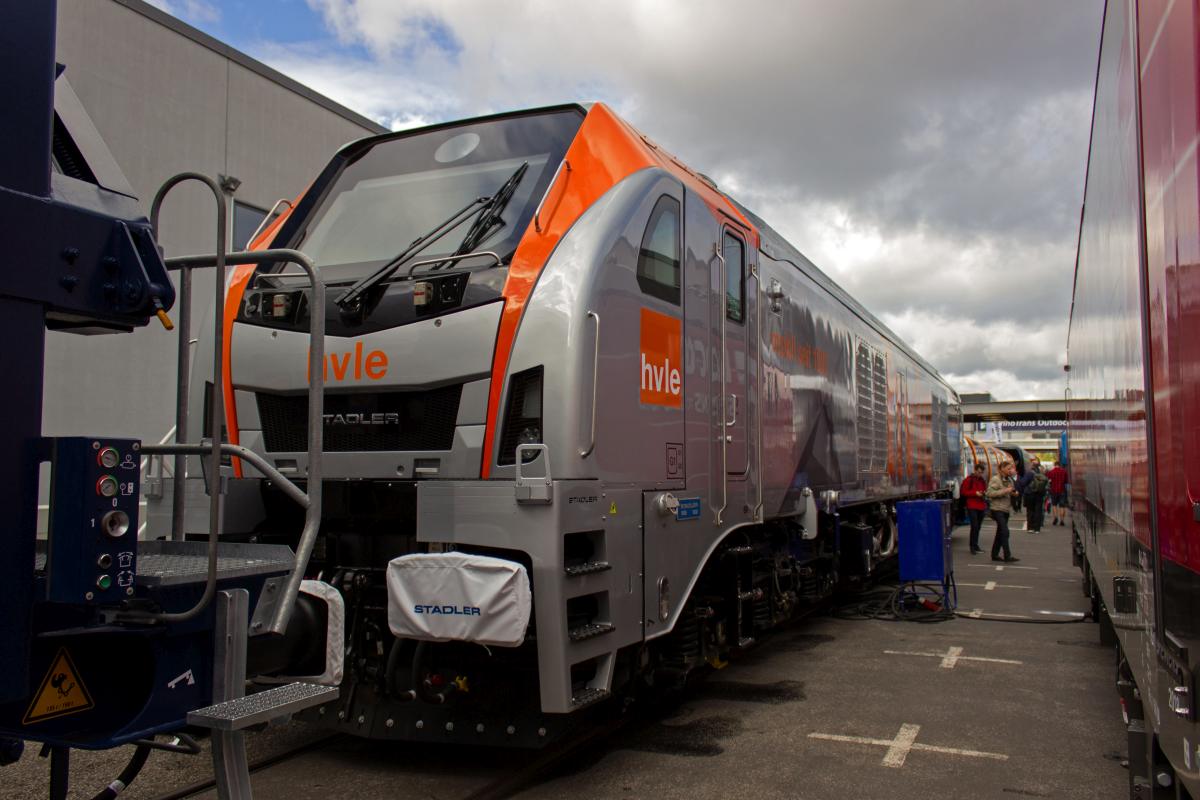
left=154, top=0, right=1104, bottom=400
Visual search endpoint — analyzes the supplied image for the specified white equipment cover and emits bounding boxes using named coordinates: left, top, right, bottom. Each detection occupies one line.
left=387, top=553, right=531, bottom=648
left=258, top=579, right=345, bottom=686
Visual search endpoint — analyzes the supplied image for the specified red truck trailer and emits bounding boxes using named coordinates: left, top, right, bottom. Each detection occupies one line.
left=1070, top=1, right=1200, bottom=796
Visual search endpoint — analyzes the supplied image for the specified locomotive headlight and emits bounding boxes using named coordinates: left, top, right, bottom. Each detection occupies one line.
left=499, top=367, right=544, bottom=466
left=517, top=425, right=541, bottom=463
left=413, top=281, right=433, bottom=307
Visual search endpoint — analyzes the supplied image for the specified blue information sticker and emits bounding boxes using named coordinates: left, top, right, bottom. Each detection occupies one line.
left=676, top=497, right=701, bottom=521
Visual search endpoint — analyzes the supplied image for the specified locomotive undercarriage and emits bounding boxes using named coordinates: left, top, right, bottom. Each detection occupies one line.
left=244, top=480, right=916, bottom=747
left=650, top=519, right=839, bottom=687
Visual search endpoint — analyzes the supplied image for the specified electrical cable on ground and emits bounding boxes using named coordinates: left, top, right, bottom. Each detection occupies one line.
left=955, top=611, right=1093, bottom=625
left=831, top=580, right=957, bottom=624
left=831, top=578, right=1093, bottom=625
left=90, top=744, right=151, bottom=800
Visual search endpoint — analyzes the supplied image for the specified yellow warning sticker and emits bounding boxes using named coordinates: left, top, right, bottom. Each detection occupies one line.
left=609, top=501, right=618, bottom=515
left=23, top=648, right=94, bottom=724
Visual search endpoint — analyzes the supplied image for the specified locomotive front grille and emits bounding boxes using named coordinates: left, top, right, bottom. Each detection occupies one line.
left=256, top=385, right=463, bottom=452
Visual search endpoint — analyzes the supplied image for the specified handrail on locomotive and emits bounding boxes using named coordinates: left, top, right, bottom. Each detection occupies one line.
left=139, top=171, right=327, bottom=634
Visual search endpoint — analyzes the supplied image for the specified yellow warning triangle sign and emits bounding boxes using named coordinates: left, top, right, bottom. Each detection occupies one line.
left=23, top=648, right=94, bottom=724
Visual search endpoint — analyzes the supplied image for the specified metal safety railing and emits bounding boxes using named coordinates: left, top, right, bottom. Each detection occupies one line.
left=127, top=173, right=324, bottom=636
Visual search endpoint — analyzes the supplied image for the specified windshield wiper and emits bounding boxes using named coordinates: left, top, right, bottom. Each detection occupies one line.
left=335, top=161, right=529, bottom=310
left=440, top=161, right=528, bottom=266
left=336, top=195, right=488, bottom=310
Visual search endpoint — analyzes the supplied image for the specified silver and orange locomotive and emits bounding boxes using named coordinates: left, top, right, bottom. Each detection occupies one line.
left=179, top=102, right=961, bottom=745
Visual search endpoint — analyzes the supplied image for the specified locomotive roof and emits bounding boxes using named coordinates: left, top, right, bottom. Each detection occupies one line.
left=726, top=197, right=955, bottom=399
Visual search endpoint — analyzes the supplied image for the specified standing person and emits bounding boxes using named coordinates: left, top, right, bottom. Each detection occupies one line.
left=1014, top=460, right=1035, bottom=528
left=987, top=462, right=1020, bottom=562
left=1023, top=459, right=1049, bottom=533
left=1011, top=464, right=1024, bottom=512
left=1047, top=461, right=1070, bottom=526
left=962, top=463, right=989, bottom=554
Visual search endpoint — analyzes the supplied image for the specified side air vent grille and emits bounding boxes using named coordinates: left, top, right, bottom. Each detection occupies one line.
left=497, top=367, right=543, bottom=466
left=51, top=114, right=97, bottom=183
left=856, top=341, right=888, bottom=476
left=257, top=385, right=462, bottom=453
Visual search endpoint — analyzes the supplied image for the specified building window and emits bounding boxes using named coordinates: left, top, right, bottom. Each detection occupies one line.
left=232, top=201, right=279, bottom=251
left=723, top=231, right=745, bottom=323
left=636, top=196, right=681, bottom=305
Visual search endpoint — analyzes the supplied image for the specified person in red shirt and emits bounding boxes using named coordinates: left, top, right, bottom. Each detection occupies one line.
left=1047, top=461, right=1069, bottom=526
left=961, top=462, right=989, bottom=554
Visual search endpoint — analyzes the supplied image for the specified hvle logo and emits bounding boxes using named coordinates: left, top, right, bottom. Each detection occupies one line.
left=640, top=353, right=680, bottom=396
left=639, top=307, right=683, bottom=407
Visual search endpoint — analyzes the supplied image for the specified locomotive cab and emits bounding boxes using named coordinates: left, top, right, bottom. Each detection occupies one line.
left=229, top=106, right=584, bottom=486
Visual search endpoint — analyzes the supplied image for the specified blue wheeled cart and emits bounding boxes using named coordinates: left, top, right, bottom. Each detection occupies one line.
left=897, top=499, right=956, bottom=610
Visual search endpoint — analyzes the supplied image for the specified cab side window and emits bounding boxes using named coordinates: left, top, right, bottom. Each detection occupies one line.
left=723, top=231, right=745, bottom=323
left=636, top=196, right=681, bottom=305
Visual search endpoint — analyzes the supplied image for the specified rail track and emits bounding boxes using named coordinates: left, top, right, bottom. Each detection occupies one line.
left=147, top=711, right=633, bottom=800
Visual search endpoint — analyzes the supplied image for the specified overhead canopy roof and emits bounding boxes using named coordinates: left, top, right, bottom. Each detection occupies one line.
left=962, top=398, right=1135, bottom=423
left=964, top=399, right=1066, bottom=422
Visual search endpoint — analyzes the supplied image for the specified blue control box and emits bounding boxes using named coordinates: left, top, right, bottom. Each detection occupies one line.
left=897, top=499, right=952, bottom=583
left=45, top=437, right=140, bottom=604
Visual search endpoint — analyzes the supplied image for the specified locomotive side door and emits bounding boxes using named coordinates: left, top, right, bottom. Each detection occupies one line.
left=719, top=224, right=752, bottom=483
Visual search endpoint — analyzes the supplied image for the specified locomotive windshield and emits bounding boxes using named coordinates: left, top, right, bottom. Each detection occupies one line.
left=284, top=107, right=584, bottom=283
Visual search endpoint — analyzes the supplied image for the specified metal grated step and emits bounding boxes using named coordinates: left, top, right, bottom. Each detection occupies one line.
left=570, top=687, right=611, bottom=709
left=568, top=622, right=614, bottom=642
left=137, top=541, right=293, bottom=586
left=36, top=541, right=293, bottom=587
left=564, top=560, right=611, bottom=577
left=187, top=682, right=338, bottom=731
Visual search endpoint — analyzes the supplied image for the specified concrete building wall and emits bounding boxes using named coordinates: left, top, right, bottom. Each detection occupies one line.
left=45, top=0, right=386, bottom=444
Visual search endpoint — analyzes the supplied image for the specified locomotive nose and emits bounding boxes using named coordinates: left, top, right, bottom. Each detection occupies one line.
left=230, top=291, right=505, bottom=482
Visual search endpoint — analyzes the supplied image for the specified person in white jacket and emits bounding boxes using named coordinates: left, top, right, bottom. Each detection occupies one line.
left=986, top=462, right=1020, bottom=563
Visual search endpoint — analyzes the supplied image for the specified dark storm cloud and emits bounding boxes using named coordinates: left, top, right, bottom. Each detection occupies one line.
left=636, top=2, right=1101, bottom=245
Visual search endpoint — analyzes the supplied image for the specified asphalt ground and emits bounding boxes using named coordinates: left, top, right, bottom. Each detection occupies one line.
left=7, top=510, right=1128, bottom=799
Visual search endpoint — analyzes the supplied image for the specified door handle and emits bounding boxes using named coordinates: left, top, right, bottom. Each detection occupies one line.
left=726, top=393, right=738, bottom=427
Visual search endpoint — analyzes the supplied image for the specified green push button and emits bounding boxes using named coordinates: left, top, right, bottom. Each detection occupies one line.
left=96, top=574, right=112, bottom=591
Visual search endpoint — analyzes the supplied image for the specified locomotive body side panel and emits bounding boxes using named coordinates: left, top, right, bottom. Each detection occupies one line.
left=488, top=168, right=688, bottom=485
left=756, top=252, right=956, bottom=516
left=1135, top=0, right=1200, bottom=782
left=642, top=185, right=760, bottom=638
left=1070, top=0, right=1200, bottom=791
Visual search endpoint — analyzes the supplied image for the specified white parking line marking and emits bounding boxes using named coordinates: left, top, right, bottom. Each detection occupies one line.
left=958, top=582, right=1032, bottom=591
left=883, top=646, right=1022, bottom=669
left=883, top=723, right=921, bottom=767
left=940, top=646, right=964, bottom=668
left=809, top=723, right=1008, bottom=768
left=968, top=563, right=1038, bottom=572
